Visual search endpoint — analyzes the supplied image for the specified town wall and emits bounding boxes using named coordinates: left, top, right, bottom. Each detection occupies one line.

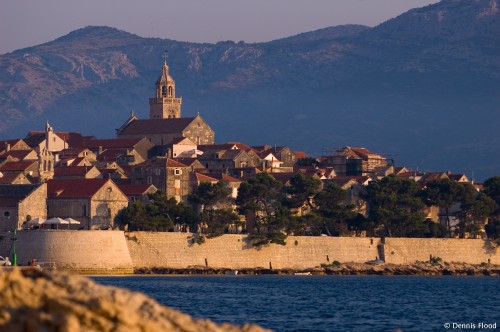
left=126, top=233, right=380, bottom=269
left=1, top=232, right=499, bottom=273
left=384, top=238, right=499, bottom=265
left=11, top=230, right=133, bottom=274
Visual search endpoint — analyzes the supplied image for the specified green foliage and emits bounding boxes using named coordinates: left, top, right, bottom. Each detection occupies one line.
left=485, top=220, right=500, bottom=240
left=237, top=173, right=292, bottom=246
left=484, top=176, right=500, bottom=221
left=188, top=180, right=231, bottom=209
left=117, top=191, right=197, bottom=231
left=199, top=209, right=241, bottom=238
left=296, top=157, right=318, bottom=166
left=284, top=173, right=321, bottom=209
left=314, top=181, right=356, bottom=236
left=430, top=256, right=443, bottom=264
left=365, top=175, right=426, bottom=237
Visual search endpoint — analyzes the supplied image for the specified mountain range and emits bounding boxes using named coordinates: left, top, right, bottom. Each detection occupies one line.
left=0, top=0, right=499, bottom=180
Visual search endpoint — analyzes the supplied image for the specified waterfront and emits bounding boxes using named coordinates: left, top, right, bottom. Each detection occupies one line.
left=92, top=275, right=500, bottom=332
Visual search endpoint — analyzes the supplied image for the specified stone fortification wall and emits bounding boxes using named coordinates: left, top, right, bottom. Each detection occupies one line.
left=384, top=238, right=499, bottom=265
left=15, top=230, right=133, bottom=274
left=126, top=233, right=380, bottom=269
left=3, top=231, right=500, bottom=274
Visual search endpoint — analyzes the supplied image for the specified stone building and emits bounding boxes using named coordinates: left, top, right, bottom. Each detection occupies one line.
left=327, top=147, right=388, bottom=177
left=47, top=179, right=128, bottom=230
left=0, top=184, right=47, bottom=231
left=116, top=114, right=214, bottom=146
left=0, top=139, right=32, bottom=153
left=77, top=137, right=154, bottom=166
left=131, top=157, right=191, bottom=203
left=116, top=61, right=214, bottom=146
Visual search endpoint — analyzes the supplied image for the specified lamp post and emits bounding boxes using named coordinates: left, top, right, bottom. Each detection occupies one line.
left=10, top=229, right=17, bottom=266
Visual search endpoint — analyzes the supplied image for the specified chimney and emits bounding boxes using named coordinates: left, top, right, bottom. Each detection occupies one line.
left=167, top=148, right=172, bottom=158
left=4, top=143, right=10, bottom=152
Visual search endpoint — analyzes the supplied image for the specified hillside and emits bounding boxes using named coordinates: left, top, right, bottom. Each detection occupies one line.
left=0, top=0, right=499, bottom=180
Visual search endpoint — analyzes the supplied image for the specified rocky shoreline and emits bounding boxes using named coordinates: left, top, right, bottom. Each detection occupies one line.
left=135, top=262, right=500, bottom=277
left=0, top=268, right=270, bottom=331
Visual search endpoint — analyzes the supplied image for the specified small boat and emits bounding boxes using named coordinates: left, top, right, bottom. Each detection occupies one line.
left=294, top=272, right=312, bottom=276
left=224, top=270, right=239, bottom=275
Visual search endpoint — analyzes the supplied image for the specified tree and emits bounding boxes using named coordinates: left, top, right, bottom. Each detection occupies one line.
left=458, top=192, right=498, bottom=238
left=365, top=175, right=425, bottom=237
left=285, top=173, right=322, bottom=209
left=420, top=178, right=464, bottom=233
left=484, top=176, right=500, bottom=222
left=117, top=191, right=197, bottom=231
left=188, top=181, right=232, bottom=212
left=236, top=173, right=291, bottom=245
left=199, top=209, right=242, bottom=238
left=296, top=157, right=318, bottom=166
left=188, top=180, right=238, bottom=238
left=313, top=182, right=355, bottom=236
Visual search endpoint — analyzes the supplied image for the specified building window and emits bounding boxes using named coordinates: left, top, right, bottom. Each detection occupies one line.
left=162, top=86, right=167, bottom=97
left=174, top=169, right=182, bottom=175
left=168, top=86, right=173, bottom=97
left=156, top=168, right=161, bottom=175
left=147, top=176, right=153, bottom=184
left=4, top=211, right=10, bottom=218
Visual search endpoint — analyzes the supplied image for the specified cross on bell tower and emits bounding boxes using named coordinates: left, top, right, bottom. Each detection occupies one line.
left=149, top=51, right=182, bottom=119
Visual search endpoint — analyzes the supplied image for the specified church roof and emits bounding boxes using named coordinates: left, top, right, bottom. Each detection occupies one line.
left=79, top=138, right=145, bottom=149
left=118, top=118, right=197, bottom=135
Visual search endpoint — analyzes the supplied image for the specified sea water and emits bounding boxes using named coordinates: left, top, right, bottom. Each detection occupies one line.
left=92, top=275, right=500, bottom=332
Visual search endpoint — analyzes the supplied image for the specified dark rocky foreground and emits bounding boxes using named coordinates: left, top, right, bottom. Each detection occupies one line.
left=135, top=262, right=500, bottom=277
left=0, top=268, right=270, bottom=332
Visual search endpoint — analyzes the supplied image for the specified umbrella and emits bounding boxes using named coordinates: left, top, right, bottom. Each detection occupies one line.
left=45, top=217, right=70, bottom=229
left=45, top=217, right=69, bottom=225
left=65, top=218, right=81, bottom=225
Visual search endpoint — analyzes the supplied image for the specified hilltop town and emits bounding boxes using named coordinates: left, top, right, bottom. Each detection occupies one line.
left=0, top=60, right=499, bottom=245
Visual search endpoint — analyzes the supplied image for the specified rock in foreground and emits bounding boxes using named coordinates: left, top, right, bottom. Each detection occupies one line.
left=0, top=268, right=270, bottom=332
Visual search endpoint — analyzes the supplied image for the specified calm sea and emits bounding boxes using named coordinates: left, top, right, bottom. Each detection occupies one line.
left=92, top=275, right=500, bottom=332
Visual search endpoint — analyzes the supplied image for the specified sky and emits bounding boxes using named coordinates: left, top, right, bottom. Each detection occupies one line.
left=1, top=0, right=439, bottom=55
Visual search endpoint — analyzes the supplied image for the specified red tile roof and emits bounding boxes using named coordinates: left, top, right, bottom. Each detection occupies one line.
left=47, top=179, right=117, bottom=199
left=294, top=151, right=308, bottom=159
left=80, top=138, right=144, bottom=149
left=190, top=172, right=218, bottom=183
left=117, top=184, right=157, bottom=196
left=54, top=166, right=98, bottom=177
left=0, top=150, right=35, bottom=160
left=119, top=118, right=197, bottom=135
left=0, top=172, right=30, bottom=184
left=206, top=173, right=242, bottom=183
left=197, top=143, right=240, bottom=152
left=0, top=161, right=37, bottom=172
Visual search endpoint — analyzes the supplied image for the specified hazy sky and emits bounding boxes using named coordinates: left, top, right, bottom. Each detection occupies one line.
left=1, top=0, right=439, bottom=54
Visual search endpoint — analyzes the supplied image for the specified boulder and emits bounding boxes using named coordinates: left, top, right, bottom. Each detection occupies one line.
left=0, top=268, right=270, bottom=332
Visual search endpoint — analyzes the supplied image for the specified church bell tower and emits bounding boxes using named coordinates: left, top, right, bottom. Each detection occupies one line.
left=149, top=57, right=182, bottom=119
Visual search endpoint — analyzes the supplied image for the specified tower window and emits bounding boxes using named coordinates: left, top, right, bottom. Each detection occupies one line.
left=162, top=86, right=167, bottom=97
left=168, top=86, right=173, bottom=97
